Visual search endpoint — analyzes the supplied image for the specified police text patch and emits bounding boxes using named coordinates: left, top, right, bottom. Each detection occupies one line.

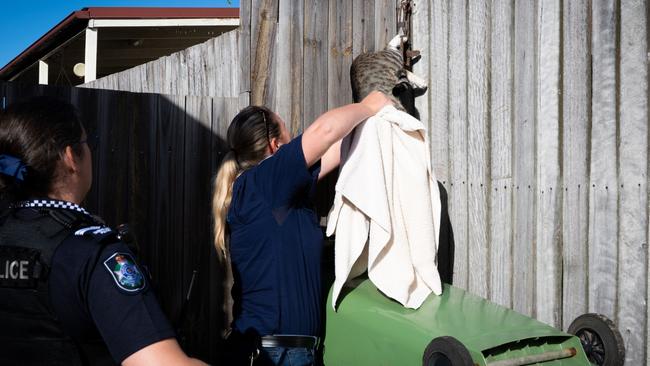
left=0, top=246, right=40, bottom=288
left=103, top=252, right=145, bottom=293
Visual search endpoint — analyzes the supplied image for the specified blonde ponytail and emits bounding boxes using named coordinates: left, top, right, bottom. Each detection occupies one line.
left=212, top=105, right=282, bottom=257
left=212, top=151, right=240, bottom=256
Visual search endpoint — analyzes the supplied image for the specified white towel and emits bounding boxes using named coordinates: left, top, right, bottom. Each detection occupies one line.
left=326, top=105, right=442, bottom=309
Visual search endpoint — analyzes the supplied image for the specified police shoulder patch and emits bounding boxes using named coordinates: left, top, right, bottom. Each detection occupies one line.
left=76, top=225, right=118, bottom=244
left=103, top=252, right=146, bottom=293
left=75, top=226, right=103, bottom=236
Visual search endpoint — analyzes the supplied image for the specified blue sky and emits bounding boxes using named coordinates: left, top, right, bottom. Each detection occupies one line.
left=0, top=0, right=239, bottom=68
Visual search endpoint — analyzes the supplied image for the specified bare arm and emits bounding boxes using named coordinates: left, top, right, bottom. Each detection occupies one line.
left=122, top=339, right=208, bottom=366
left=302, top=91, right=392, bottom=170
left=318, top=140, right=341, bottom=180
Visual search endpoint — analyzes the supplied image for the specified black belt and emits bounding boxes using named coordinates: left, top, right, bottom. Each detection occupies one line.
left=260, top=335, right=319, bottom=349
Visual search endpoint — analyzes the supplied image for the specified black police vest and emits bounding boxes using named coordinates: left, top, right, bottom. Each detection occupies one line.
left=0, top=207, right=115, bottom=366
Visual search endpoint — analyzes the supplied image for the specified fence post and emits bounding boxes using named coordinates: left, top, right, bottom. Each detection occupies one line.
left=250, top=0, right=278, bottom=106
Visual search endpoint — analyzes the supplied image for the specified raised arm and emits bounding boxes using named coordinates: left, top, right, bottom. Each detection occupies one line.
left=302, top=91, right=392, bottom=174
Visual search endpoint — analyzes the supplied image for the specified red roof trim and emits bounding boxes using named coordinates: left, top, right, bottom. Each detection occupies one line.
left=0, top=7, right=239, bottom=80
left=84, top=7, right=239, bottom=19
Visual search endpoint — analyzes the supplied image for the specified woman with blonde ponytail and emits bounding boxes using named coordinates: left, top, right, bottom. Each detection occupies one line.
left=215, top=92, right=392, bottom=366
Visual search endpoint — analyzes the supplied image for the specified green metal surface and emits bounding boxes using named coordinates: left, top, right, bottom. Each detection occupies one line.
left=324, top=278, right=591, bottom=365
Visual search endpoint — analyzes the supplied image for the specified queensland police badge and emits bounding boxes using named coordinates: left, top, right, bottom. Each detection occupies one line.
left=103, top=252, right=145, bottom=292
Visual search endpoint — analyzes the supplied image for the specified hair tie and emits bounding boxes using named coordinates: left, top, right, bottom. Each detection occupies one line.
left=228, top=148, right=240, bottom=167
left=0, top=154, right=27, bottom=182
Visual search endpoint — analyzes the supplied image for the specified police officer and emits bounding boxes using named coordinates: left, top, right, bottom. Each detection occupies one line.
left=0, top=97, right=208, bottom=366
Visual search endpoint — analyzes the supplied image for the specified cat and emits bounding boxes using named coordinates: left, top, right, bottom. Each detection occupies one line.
left=350, top=35, right=427, bottom=119
left=348, top=36, right=455, bottom=285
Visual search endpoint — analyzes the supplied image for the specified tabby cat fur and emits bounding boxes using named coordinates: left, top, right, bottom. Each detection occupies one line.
left=350, top=35, right=427, bottom=119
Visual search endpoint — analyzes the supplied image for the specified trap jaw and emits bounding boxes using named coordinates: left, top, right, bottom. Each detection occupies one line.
left=397, top=0, right=421, bottom=71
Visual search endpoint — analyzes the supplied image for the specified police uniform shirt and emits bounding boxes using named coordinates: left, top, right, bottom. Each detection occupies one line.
left=48, top=225, right=176, bottom=364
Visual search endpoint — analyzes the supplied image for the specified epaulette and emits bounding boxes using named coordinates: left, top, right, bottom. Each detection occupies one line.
left=74, top=225, right=120, bottom=244
left=47, top=208, right=85, bottom=229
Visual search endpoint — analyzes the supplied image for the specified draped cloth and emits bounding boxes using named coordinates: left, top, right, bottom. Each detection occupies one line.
left=327, top=105, right=443, bottom=310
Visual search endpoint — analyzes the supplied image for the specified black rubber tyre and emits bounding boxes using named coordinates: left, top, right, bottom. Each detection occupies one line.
left=422, top=336, right=473, bottom=366
left=568, top=313, right=625, bottom=366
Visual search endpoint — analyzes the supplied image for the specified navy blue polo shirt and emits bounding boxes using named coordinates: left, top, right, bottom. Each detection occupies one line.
left=49, top=230, right=176, bottom=363
left=228, top=134, right=323, bottom=337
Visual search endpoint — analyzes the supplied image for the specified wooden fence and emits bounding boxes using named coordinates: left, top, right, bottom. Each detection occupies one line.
left=0, top=81, right=239, bottom=363
left=82, top=30, right=246, bottom=103
left=239, top=0, right=402, bottom=135
left=408, top=1, right=648, bottom=365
